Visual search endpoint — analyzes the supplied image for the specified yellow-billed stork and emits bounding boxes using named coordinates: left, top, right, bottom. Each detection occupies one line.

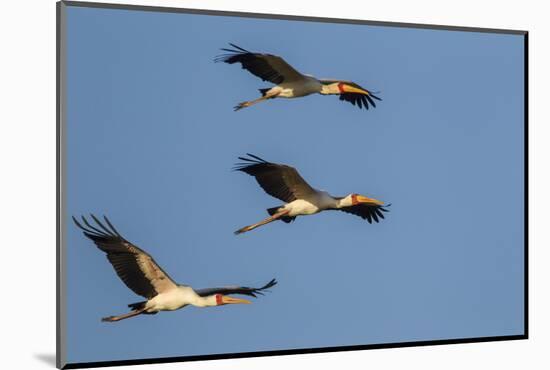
left=215, top=43, right=382, bottom=111
left=233, top=154, right=390, bottom=235
left=73, top=215, right=277, bottom=322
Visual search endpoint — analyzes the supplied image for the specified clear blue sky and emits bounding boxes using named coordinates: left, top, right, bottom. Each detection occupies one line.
left=65, top=5, right=525, bottom=364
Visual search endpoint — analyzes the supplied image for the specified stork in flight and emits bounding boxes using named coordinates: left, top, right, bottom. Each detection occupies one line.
left=215, top=43, right=382, bottom=111
left=73, top=215, right=277, bottom=322
left=233, top=154, right=390, bottom=235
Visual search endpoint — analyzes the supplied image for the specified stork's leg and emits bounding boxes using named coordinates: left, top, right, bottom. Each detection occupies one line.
left=234, top=93, right=278, bottom=111
left=101, top=308, right=146, bottom=323
left=234, top=210, right=290, bottom=235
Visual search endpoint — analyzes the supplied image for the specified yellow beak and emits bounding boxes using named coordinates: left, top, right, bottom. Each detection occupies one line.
left=342, top=85, right=370, bottom=95
left=357, top=195, right=384, bottom=205
left=222, top=296, right=252, bottom=305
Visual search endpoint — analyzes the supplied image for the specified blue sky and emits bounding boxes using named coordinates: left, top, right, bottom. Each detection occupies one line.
left=65, top=5, right=525, bottom=364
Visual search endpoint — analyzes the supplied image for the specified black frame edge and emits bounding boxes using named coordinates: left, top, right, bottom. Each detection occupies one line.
left=61, top=0, right=527, bottom=35
left=63, top=335, right=527, bottom=369
left=523, top=32, right=529, bottom=339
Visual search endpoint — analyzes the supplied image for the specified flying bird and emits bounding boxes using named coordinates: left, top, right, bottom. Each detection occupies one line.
left=215, top=43, right=382, bottom=111
left=73, top=215, right=277, bottom=322
left=233, top=154, right=390, bottom=235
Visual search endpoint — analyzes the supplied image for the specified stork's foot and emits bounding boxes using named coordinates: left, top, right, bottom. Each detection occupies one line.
left=234, top=101, right=251, bottom=111
left=101, top=316, right=119, bottom=322
left=234, top=225, right=252, bottom=235
left=101, top=308, right=145, bottom=322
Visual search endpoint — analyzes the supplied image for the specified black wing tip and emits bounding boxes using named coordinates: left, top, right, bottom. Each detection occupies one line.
left=252, top=278, right=278, bottom=297
left=367, top=203, right=391, bottom=223
left=339, top=89, right=382, bottom=110
left=228, top=43, right=249, bottom=52
left=232, top=153, right=270, bottom=171
left=72, top=215, right=84, bottom=229
left=73, top=214, right=123, bottom=239
left=214, top=43, right=252, bottom=63
left=361, top=92, right=382, bottom=110
left=263, top=278, right=278, bottom=289
left=245, top=153, right=268, bottom=162
left=368, top=89, right=382, bottom=100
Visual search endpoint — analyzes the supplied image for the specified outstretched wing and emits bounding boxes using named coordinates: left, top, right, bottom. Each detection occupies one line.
left=234, top=153, right=317, bottom=203
left=73, top=215, right=178, bottom=299
left=195, top=278, right=277, bottom=298
left=322, top=79, right=382, bottom=110
left=339, top=204, right=391, bottom=224
left=215, top=43, right=305, bottom=84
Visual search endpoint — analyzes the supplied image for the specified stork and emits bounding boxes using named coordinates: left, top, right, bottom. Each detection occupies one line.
left=216, top=43, right=381, bottom=111
left=233, top=154, right=390, bottom=234
left=73, top=215, right=277, bottom=322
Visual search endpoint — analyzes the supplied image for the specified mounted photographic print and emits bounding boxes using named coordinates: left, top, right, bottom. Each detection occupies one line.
left=57, top=1, right=528, bottom=368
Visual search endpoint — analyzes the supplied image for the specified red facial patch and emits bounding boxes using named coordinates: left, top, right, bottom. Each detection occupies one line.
left=351, top=194, right=358, bottom=205
left=338, top=82, right=345, bottom=93
left=216, top=294, right=223, bottom=305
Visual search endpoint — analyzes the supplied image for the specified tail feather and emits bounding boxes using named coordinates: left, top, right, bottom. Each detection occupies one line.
left=280, top=216, right=296, bottom=224
left=126, top=301, right=157, bottom=315
left=267, top=207, right=296, bottom=224
left=267, top=207, right=281, bottom=216
left=259, top=88, right=271, bottom=96
left=128, top=301, right=146, bottom=310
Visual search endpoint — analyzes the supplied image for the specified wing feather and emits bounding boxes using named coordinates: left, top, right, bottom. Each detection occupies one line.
left=234, top=154, right=317, bottom=203
left=73, top=215, right=178, bottom=299
left=339, top=204, right=390, bottom=223
left=216, top=44, right=305, bottom=84
left=322, top=79, right=382, bottom=110
left=196, top=279, right=277, bottom=298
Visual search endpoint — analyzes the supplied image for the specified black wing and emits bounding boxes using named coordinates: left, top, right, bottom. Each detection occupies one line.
left=323, top=79, right=382, bottom=110
left=195, top=278, right=277, bottom=298
left=339, top=204, right=391, bottom=224
left=73, top=215, right=178, bottom=299
left=234, top=153, right=317, bottom=203
left=339, top=91, right=381, bottom=110
left=215, top=43, right=305, bottom=84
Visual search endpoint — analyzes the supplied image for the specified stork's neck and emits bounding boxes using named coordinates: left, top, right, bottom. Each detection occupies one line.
left=333, top=195, right=352, bottom=209
left=318, top=192, right=347, bottom=210
left=179, top=286, right=217, bottom=307
left=320, top=84, right=337, bottom=95
left=319, top=82, right=341, bottom=95
left=189, top=294, right=218, bottom=307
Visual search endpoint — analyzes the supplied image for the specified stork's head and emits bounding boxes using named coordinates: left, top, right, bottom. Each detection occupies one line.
left=341, top=193, right=385, bottom=207
left=214, top=294, right=251, bottom=306
left=319, top=81, right=372, bottom=96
